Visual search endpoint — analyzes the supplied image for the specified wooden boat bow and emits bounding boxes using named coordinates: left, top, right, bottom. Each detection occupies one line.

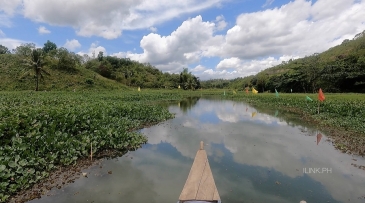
left=178, top=141, right=221, bottom=203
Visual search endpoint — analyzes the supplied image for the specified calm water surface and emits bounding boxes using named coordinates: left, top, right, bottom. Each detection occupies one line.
left=29, top=97, right=365, bottom=203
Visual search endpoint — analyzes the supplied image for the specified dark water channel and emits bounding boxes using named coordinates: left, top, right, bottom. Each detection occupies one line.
left=28, top=97, right=365, bottom=203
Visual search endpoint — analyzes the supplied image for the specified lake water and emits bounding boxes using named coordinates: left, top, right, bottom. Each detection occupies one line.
left=28, top=97, right=365, bottom=203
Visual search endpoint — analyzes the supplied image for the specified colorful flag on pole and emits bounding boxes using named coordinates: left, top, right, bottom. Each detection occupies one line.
left=306, top=96, right=313, bottom=101
left=316, top=133, right=322, bottom=145
left=275, top=89, right=279, bottom=98
left=251, top=112, right=257, bottom=117
left=318, top=88, right=325, bottom=102
left=252, top=88, right=258, bottom=94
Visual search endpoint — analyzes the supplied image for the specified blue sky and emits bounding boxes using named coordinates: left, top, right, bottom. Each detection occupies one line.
left=1, top=0, right=364, bottom=80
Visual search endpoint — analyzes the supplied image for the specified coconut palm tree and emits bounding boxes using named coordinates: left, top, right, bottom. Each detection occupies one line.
left=21, top=48, right=50, bottom=91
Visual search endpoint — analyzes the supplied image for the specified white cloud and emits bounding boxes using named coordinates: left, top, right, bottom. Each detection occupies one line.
left=63, top=39, right=81, bottom=51
left=20, top=0, right=224, bottom=39
left=0, top=0, right=22, bottom=15
left=216, top=57, right=241, bottom=69
left=77, top=42, right=107, bottom=57
left=12, top=0, right=363, bottom=80
left=121, top=0, right=365, bottom=79
left=125, top=15, right=223, bottom=72
left=191, top=65, right=207, bottom=72
left=0, top=37, right=28, bottom=50
left=215, top=15, right=227, bottom=31
left=220, top=0, right=365, bottom=59
left=198, top=55, right=299, bottom=80
left=38, top=26, right=50, bottom=34
left=149, top=27, right=157, bottom=33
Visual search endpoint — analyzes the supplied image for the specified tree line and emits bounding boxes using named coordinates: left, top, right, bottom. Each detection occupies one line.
left=0, top=41, right=201, bottom=91
left=201, top=30, right=365, bottom=93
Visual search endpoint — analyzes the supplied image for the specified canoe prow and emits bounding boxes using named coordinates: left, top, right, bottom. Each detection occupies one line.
left=178, top=141, right=221, bottom=203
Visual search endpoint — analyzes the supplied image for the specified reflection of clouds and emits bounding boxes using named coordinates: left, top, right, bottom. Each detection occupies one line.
left=194, top=99, right=288, bottom=126
left=34, top=98, right=365, bottom=203
left=142, top=99, right=365, bottom=203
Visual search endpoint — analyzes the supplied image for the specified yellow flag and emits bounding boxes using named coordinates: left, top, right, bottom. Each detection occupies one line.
left=178, top=85, right=180, bottom=89
left=138, top=87, right=141, bottom=91
left=233, top=90, right=237, bottom=94
left=252, top=88, right=258, bottom=94
left=252, top=112, right=257, bottom=117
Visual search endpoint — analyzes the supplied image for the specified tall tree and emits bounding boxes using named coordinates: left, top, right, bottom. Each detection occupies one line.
left=97, top=51, right=104, bottom=61
left=13, top=43, right=36, bottom=57
left=43, top=40, right=57, bottom=53
left=0, top=45, right=10, bottom=54
left=21, top=48, right=50, bottom=91
left=42, top=40, right=57, bottom=53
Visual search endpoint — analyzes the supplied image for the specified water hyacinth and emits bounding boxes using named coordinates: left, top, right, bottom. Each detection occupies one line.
left=0, top=91, right=179, bottom=201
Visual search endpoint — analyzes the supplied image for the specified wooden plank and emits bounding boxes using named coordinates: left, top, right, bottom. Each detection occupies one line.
left=179, top=150, right=207, bottom=200
left=195, top=157, right=218, bottom=200
left=213, top=187, right=220, bottom=201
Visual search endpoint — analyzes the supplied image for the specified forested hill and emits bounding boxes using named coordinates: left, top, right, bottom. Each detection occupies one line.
left=201, top=30, right=365, bottom=93
left=0, top=41, right=200, bottom=91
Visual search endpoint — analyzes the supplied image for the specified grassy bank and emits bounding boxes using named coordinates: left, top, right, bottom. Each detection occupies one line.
left=149, top=89, right=365, bottom=155
left=0, top=91, right=183, bottom=202
left=224, top=92, right=365, bottom=155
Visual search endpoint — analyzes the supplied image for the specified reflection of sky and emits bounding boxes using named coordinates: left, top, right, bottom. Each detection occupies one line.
left=30, top=99, right=365, bottom=203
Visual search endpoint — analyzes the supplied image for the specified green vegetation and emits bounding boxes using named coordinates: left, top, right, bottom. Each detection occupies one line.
left=0, top=29, right=364, bottom=203
left=0, top=91, right=184, bottom=202
left=226, top=92, right=365, bottom=155
left=0, top=88, right=364, bottom=202
left=201, top=30, right=365, bottom=93
left=0, top=42, right=201, bottom=91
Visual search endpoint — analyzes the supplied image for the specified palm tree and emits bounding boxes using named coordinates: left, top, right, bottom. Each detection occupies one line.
left=21, top=48, right=50, bottom=91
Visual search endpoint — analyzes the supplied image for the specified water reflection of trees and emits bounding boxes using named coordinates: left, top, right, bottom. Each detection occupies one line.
left=179, top=97, right=200, bottom=113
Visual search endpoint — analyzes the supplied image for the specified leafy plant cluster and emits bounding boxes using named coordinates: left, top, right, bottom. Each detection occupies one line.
left=0, top=91, right=177, bottom=201
left=227, top=93, right=365, bottom=136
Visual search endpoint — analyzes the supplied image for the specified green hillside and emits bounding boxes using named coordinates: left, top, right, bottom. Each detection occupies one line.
left=201, top=30, right=365, bottom=93
left=0, top=42, right=201, bottom=91
left=0, top=54, right=128, bottom=91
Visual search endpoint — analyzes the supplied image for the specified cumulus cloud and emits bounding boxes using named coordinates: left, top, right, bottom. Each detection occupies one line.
left=118, top=0, right=364, bottom=79
left=18, top=0, right=224, bottom=39
left=125, top=15, right=223, bottom=72
left=216, top=57, right=241, bottom=69
left=198, top=55, right=299, bottom=80
left=0, top=37, right=28, bottom=50
left=0, top=0, right=22, bottom=15
left=191, top=65, right=207, bottom=72
left=63, top=39, right=81, bottom=51
left=38, top=26, right=50, bottom=34
left=77, top=42, right=107, bottom=57
left=220, top=0, right=365, bottom=59
left=215, top=15, right=227, bottom=31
